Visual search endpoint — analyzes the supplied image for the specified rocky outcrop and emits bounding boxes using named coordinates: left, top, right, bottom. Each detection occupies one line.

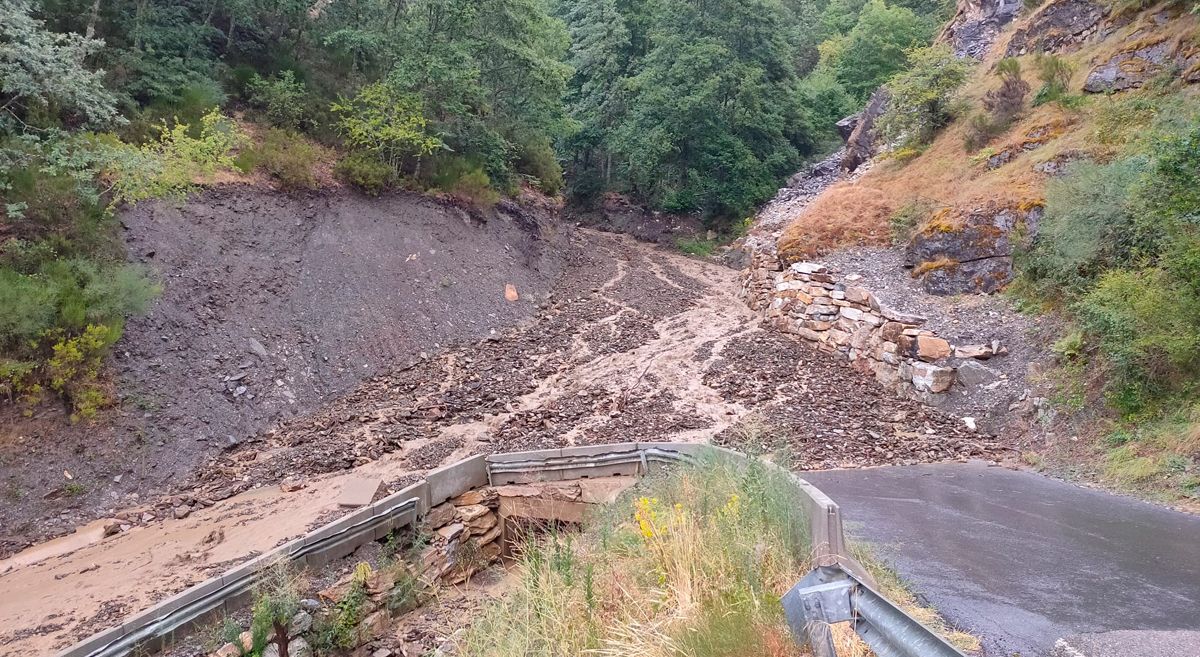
left=940, top=0, right=1023, bottom=59
left=905, top=203, right=1043, bottom=296
left=1005, top=0, right=1106, bottom=57
left=740, top=256, right=1006, bottom=401
left=841, top=88, right=889, bottom=173
left=1084, top=37, right=1175, bottom=92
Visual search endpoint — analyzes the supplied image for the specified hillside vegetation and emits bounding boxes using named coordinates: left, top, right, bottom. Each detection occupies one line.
left=777, top=0, right=1200, bottom=501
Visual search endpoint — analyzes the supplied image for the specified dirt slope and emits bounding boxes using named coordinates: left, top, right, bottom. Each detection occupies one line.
left=0, top=229, right=1007, bottom=656
left=0, top=187, right=564, bottom=558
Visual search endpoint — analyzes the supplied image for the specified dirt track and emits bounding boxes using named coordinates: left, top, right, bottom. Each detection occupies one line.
left=0, top=224, right=1008, bottom=656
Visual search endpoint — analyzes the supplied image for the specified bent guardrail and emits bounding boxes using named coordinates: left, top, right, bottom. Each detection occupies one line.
left=783, top=565, right=967, bottom=657
left=56, top=441, right=961, bottom=657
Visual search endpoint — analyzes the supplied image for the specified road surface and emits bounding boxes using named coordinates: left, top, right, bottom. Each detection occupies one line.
left=804, top=462, right=1200, bottom=657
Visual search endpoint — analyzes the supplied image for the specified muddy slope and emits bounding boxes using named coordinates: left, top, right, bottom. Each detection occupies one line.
left=0, top=187, right=564, bottom=557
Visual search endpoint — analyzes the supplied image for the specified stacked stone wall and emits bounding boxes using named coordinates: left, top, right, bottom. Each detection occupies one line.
left=741, top=252, right=1003, bottom=402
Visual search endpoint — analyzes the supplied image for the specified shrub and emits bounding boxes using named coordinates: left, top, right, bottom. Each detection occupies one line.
left=1032, top=54, right=1073, bottom=106
left=247, top=71, right=308, bottom=130
left=676, top=236, right=718, bottom=256
left=514, top=137, right=564, bottom=196
left=984, top=58, right=1030, bottom=124
left=1075, top=267, right=1200, bottom=413
left=878, top=44, right=972, bottom=149
left=331, top=82, right=443, bottom=176
left=106, top=109, right=245, bottom=205
left=1020, top=157, right=1146, bottom=291
left=963, top=112, right=1006, bottom=151
left=335, top=152, right=395, bottom=196
left=889, top=199, right=932, bottom=244
left=458, top=452, right=810, bottom=657
left=251, top=128, right=320, bottom=190
left=427, top=156, right=501, bottom=207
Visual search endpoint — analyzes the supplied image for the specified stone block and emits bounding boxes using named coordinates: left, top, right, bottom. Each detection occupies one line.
left=881, top=321, right=905, bottom=342
left=911, top=362, right=955, bottom=393
left=916, top=336, right=952, bottom=362
left=840, top=306, right=864, bottom=321
left=338, top=477, right=384, bottom=508
left=845, top=286, right=871, bottom=304
left=956, top=360, right=1001, bottom=387
left=427, top=455, right=489, bottom=507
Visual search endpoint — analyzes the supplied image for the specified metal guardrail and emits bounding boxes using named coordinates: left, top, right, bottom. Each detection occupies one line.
left=55, top=441, right=963, bottom=657
left=783, top=565, right=967, bottom=657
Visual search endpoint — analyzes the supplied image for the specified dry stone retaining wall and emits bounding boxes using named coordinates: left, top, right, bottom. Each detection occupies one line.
left=741, top=253, right=1004, bottom=403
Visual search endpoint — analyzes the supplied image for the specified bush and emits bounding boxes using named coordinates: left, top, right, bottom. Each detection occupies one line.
left=878, top=44, right=972, bottom=149
left=251, top=128, right=320, bottom=190
left=1076, top=267, right=1200, bottom=413
left=514, top=137, right=564, bottom=196
left=426, top=156, right=501, bottom=207
left=1019, top=157, right=1146, bottom=291
left=335, top=152, right=395, bottom=196
left=889, top=199, right=932, bottom=244
left=458, top=452, right=810, bottom=657
left=984, top=58, right=1030, bottom=124
left=1032, top=54, right=1073, bottom=106
left=962, top=112, right=1004, bottom=151
left=247, top=71, right=309, bottom=130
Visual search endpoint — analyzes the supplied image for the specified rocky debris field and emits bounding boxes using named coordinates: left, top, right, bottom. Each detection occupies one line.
left=708, top=332, right=1004, bottom=467
left=164, top=230, right=1010, bottom=516
left=3, top=223, right=1021, bottom=565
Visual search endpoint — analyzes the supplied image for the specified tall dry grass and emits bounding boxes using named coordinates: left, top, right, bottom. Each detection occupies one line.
left=457, top=453, right=812, bottom=657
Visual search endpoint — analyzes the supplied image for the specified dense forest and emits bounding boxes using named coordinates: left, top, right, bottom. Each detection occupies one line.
left=0, top=0, right=949, bottom=416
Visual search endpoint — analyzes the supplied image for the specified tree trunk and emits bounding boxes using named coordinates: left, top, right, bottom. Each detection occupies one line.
left=85, top=0, right=102, bottom=39
left=272, top=622, right=289, bottom=657
left=226, top=13, right=236, bottom=51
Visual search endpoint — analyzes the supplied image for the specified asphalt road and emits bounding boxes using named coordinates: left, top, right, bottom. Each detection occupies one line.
left=803, top=462, right=1200, bottom=657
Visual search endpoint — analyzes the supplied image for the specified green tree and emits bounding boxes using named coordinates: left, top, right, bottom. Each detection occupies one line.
left=331, top=81, right=443, bottom=176
left=877, top=44, right=971, bottom=148
left=0, top=0, right=120, bottom=128
left=821, top=0, right=933, bottom=102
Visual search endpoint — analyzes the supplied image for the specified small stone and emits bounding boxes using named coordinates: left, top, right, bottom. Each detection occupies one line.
left=963, top=417, right=978, bottom=432
left=452, top=489, right=497, bottom=507
left=102, top=519, right=122, bottom=537
left=280, top=478, right=306, bottom=493
left=289, top=611, right=313, bottom=635
left=456, top=504, right=490, bottom=522
left=173, top=506, right=192, bottom=520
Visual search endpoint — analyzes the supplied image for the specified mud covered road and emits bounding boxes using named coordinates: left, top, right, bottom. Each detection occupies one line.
left=0, top=221, right=1006, bottom=656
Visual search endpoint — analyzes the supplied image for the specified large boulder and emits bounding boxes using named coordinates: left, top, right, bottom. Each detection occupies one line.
left=841, top=88, right=889, bottom=173
left=905, top=203, right=1043, bottom=296
left=1005, top=0, right=1106, bottom=57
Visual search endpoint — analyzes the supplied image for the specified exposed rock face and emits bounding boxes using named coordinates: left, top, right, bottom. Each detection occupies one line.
left=841, top=88, right=889, bottom=173
left=1084, top=38, right=1175, bottom=92
left=905, top=203, right=1043, bottom=296
left=940, top=0, right=1023, bottom=59
left=1005, top=0, right=1106, bottom=57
